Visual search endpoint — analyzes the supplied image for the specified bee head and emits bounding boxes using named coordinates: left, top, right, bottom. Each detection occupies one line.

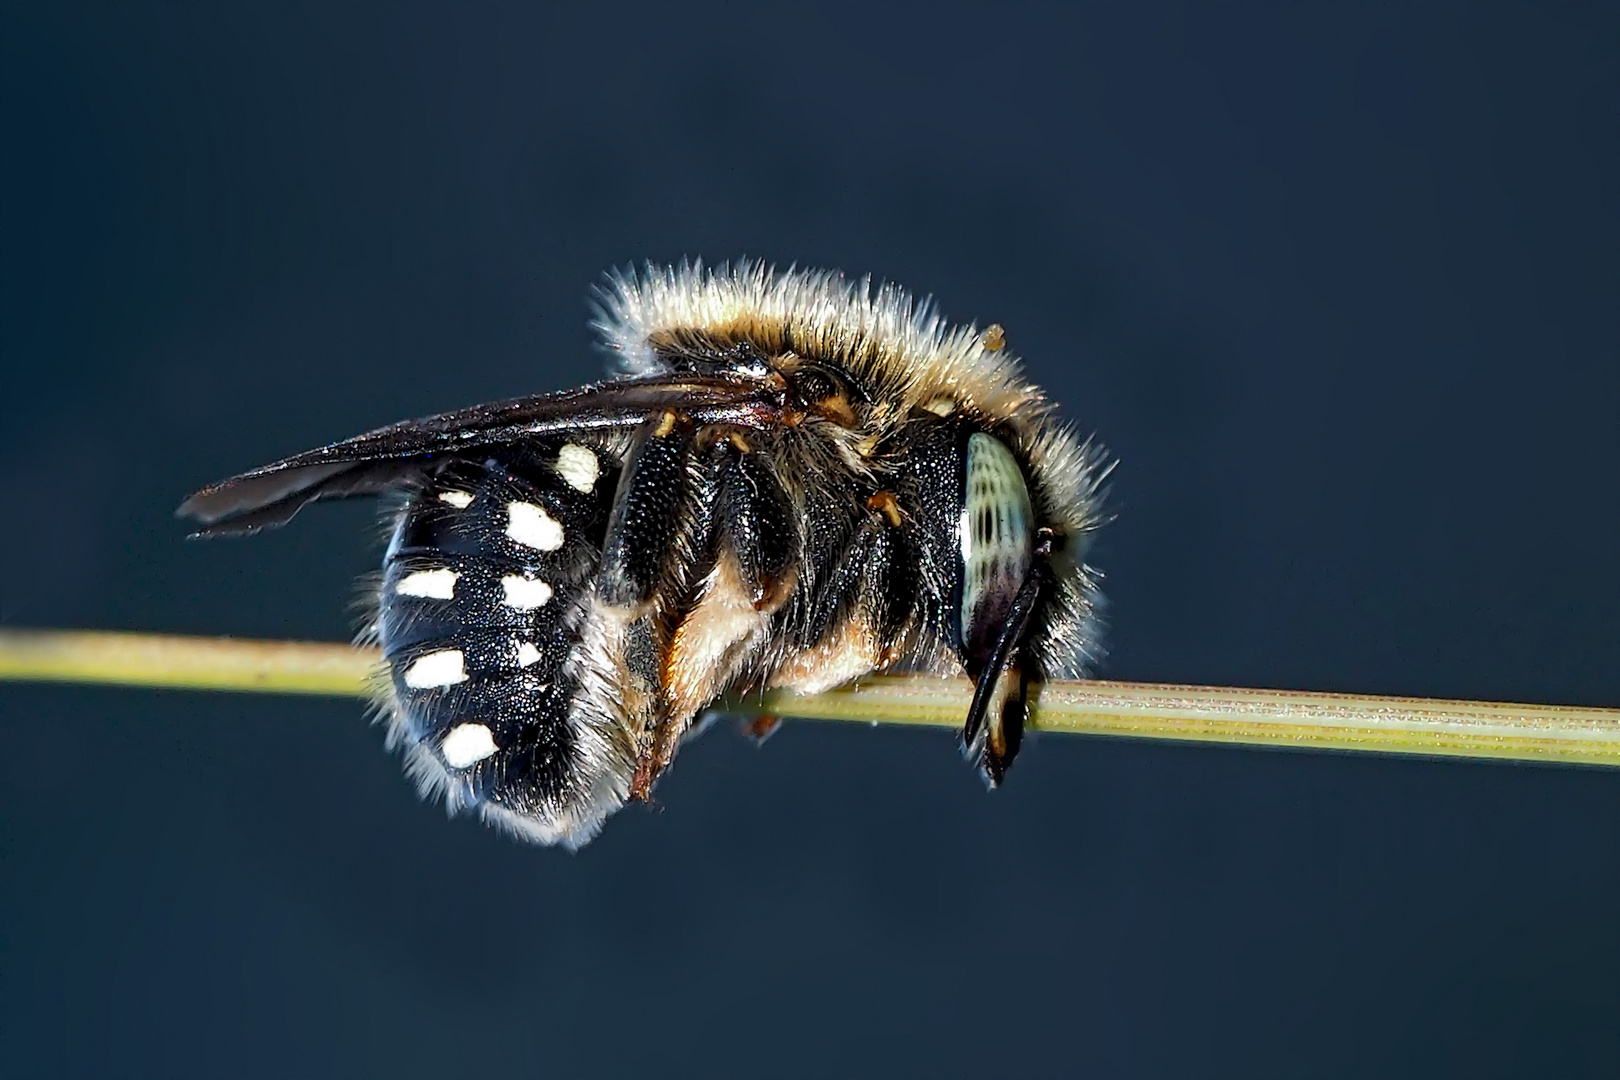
left=902, top=410, right=1108, bottom=687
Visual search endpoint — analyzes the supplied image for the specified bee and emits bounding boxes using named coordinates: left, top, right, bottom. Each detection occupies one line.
left=180, top=262, right=1110, bottom=848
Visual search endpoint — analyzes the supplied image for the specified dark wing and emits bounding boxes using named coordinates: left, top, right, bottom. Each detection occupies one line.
left=178, top=373, right=784, bottom=537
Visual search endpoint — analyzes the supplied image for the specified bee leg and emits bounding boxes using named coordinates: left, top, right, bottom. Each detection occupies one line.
left=801, top=489, right=913, bottom=653
left=771, top=496, right=911, bottom=697
left=863, top=491, right=916, bottom=654
left=597, top=410, right=695, bottom=610
left=813, top=496, right=911, bottom=650
left=635, top=431, right=800, bottom=795
left=594, top=411, right=699, bottom=802
left=738, top=713, right=783, bottom=744
left=714, top=431, right=797, bottom=609
left=631, top=738, right=669, bottom=799
left=802, top=521, right=882, bottom=649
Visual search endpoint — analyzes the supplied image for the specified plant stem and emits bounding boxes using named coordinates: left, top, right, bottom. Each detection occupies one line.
left=3, top=629, right=1616, bottom=766
left=0, top=629, right=373, bottom=696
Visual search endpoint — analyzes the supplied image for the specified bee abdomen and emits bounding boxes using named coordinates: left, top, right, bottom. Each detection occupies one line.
left=376, top=444, right=617, bottom=831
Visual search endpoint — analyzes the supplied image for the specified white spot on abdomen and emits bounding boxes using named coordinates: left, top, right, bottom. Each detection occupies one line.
left=500, top=574, right=554, bottom=610
left=555, top=444, right=600, bottom=493
left=441, top=722, right=497, bottom=767
left=403, top=649, right=468, bottom=689
left=515, top=640, right=542, bottom=667
left=506, top=501, right=564, bottom=550
left=396, top=568, right=458, bottom=599
left=437, top=490, right=474, bottom=509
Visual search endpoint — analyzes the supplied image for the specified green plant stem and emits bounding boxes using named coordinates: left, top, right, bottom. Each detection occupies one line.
left=3, top=629, right=1617, bottom=766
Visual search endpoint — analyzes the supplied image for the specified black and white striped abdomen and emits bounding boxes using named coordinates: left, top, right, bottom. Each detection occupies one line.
left=375, top=440, right=620, bottom=846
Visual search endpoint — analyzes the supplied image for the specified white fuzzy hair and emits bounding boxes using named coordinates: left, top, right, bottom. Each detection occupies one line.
left=592, top=261, right=1045, bottom=416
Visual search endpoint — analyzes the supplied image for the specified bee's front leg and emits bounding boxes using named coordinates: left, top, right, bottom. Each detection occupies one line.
left=768, top=492, right=913, bottom=696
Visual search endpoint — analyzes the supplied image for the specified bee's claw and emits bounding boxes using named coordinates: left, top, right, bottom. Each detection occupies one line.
left=739, top=713, right=783, bottom=745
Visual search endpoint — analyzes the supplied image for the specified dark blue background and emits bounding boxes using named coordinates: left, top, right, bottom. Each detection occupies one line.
left=3, top=3, right=1617, bottom=1076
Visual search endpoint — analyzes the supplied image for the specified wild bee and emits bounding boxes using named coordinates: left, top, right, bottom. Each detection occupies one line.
left=180, top=262, right=1110, bottom=847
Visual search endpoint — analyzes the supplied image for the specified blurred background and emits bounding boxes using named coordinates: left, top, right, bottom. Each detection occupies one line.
left=2, top=3, right=1616, bottom=1076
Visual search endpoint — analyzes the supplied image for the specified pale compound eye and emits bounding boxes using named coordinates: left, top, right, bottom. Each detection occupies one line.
left=959, top=432, right=1034, bottom=670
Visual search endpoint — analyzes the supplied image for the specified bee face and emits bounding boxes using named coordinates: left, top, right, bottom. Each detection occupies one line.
left=180, top=262, right=1109, bottom=847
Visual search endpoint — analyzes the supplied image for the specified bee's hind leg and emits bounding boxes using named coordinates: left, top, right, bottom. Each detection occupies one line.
left=591, top=410, right=700, bottom=801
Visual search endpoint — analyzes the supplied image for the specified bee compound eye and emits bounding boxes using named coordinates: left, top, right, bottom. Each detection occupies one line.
left=958, top=432, right=1035, bottom=670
